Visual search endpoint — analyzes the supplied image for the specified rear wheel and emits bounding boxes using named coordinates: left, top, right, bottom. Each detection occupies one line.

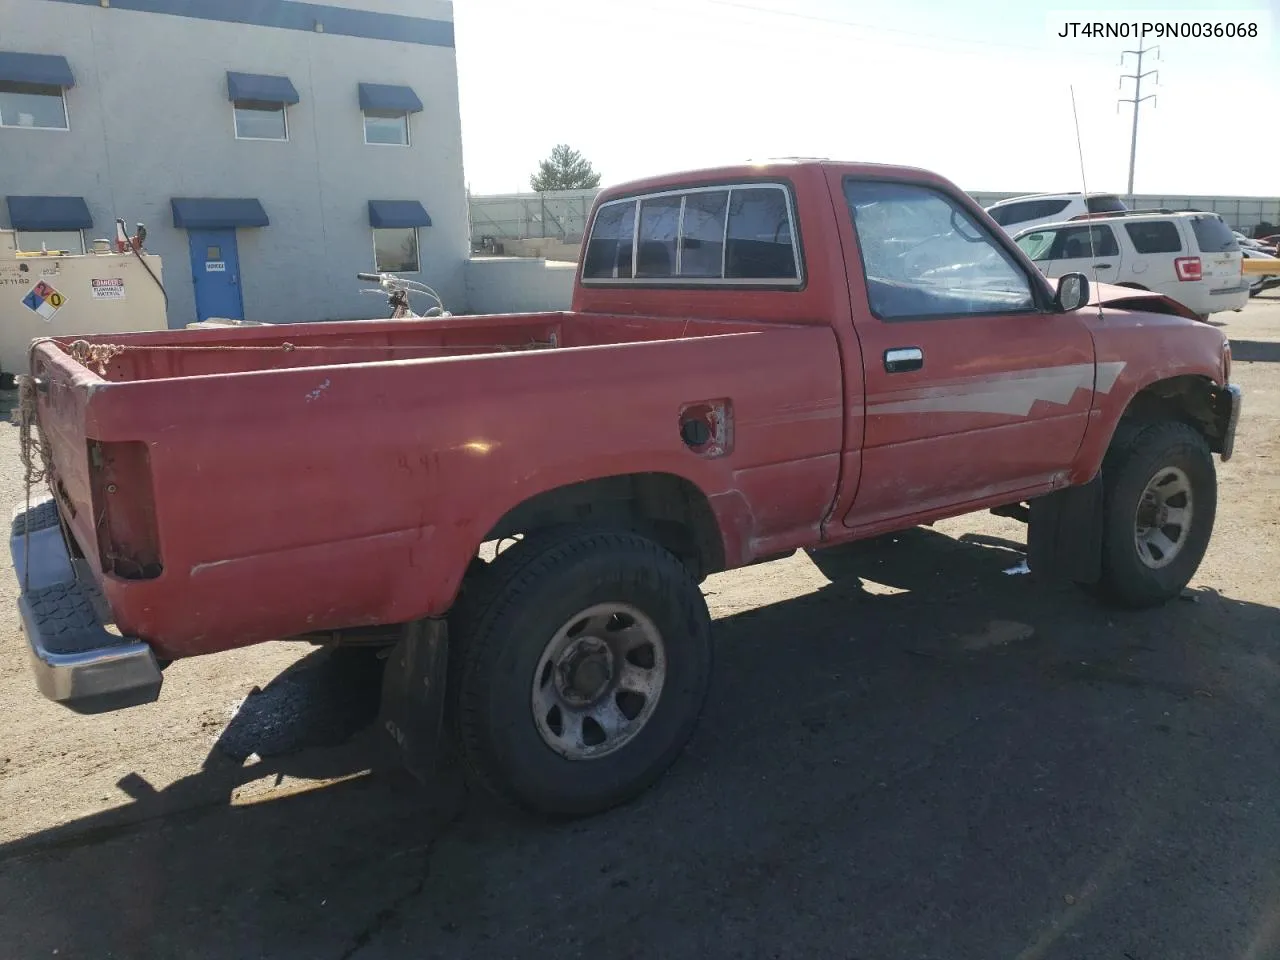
left=1096, top=420, right=1217, bottom=608
left=449, top=528, right=713, bottom=817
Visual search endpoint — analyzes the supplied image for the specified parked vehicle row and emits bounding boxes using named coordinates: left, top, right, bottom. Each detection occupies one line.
left=1233, top=231, right=1278, bottom=256
left=1010, top=211, right=1251, bottom=319
left=1241, top=246, right=1280, bottom=297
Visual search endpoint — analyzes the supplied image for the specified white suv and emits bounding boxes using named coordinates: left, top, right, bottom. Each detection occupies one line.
left=985, top=191, right=1128, bottom=234
left=1011, top=211, right=1249, bottom=319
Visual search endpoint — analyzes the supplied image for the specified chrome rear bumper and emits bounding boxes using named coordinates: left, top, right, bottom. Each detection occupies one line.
left=10, top=499, right=162, bottom=714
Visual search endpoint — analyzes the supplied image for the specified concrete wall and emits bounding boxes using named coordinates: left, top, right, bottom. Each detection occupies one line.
left=1, top=0, right=469, bottom=326
left=465, top=257, right=576, bottom=314
left=481, top=237, right=582, bottom=261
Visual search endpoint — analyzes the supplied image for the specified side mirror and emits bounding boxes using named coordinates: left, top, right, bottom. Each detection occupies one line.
left=1054, top=272, right=1090, bottom=313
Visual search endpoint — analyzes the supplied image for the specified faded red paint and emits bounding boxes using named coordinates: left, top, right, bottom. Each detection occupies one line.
left=26, top=161, right=1230, bottom=660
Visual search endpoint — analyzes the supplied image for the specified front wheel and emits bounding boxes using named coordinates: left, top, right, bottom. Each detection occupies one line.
left=449, top=528, right=713, bottom=817
left=1096, top=420, right=1217, bottom=608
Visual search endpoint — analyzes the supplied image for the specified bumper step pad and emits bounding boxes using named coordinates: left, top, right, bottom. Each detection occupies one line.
left=11, top=499, right=162, bottom=714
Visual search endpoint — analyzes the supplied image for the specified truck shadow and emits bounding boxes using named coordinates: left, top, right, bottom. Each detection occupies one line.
left=2, top=526, right=1279, bottom=959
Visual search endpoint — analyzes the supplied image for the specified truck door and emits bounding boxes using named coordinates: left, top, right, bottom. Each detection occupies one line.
left=828, top=174, right=1099, bottom=532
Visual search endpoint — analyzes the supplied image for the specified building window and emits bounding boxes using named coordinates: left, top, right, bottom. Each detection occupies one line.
left=233, top=100, right=288, bottom=141
left=364, top=109, right=410, bottom=146
left=0, top=81, right=68, bottom=130
left=373, top=227, right=419, bottom=273
left=15, top=229, right=84, bottom=254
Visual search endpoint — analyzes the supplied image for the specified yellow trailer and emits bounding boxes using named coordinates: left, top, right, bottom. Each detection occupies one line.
left=0, top=231, right=167, bottom=382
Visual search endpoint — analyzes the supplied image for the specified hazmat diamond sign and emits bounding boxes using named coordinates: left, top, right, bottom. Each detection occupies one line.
left=90, top=278, right=126, bottom=300
left=21, top=281, right=66, bottom=322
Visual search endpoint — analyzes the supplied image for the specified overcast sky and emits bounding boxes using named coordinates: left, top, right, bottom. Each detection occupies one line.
left=452, top=0, right=1280, bottom=197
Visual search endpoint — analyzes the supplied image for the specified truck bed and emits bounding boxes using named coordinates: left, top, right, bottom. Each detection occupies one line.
left=27, top=310, right=846, bottom=659
left=61, top=311, right=770, bottom=382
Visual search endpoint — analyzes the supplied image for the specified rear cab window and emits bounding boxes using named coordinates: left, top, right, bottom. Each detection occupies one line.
left=581, top=182, right=802, bottom=285
left=1189, top=215, right=1239, bottom=254
left=1124, top=221, right=1183, bottom=255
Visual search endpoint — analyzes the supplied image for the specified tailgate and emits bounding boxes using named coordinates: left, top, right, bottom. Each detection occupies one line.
left=1189, top=215, right=1245, bottom=290
left=24, top=341, right=105, bottom=574
left=1201, top=250, right=1243, bottom=290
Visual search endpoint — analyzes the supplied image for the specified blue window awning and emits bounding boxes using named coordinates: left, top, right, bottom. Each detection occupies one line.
left=368, top=200, right=432, bottom=229
left=226, top=71, right=299, bottom=105
left=358, top=83, right=423, bottom=114
left=171, top=198, right=269, bottom=229
left=0, top=52, right=75, bottom=88
left=6, top=195, right=92, bottom=231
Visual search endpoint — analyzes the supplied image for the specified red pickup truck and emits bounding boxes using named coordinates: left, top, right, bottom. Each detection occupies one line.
left=12, top=160, right=1241, bottom=817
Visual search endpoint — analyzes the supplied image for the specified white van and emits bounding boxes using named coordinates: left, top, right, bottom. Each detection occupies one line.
left=1011, top=212, right=1249, bottom=319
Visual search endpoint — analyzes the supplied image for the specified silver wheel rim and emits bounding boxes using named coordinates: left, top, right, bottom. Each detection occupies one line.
left=531, top=602, right=667, bottom=761
left=1133, top=466, right=1194, bottom=570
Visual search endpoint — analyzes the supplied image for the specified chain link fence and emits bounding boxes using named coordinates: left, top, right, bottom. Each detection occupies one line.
left=469, top=190, right=600, bottom=252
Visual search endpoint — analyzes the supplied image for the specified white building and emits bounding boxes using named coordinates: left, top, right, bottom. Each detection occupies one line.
left=1, top=0, right=470, bottom=325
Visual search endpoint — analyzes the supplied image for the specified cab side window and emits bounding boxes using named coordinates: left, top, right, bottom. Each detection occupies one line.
left=844, top=179, right=1036, bottom=320
left=1124, top=220, right=1183, bottom=255
left=1052, top=224, right=1119, bottom=259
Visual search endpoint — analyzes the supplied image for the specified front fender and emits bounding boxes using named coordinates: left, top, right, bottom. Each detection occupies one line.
left=1072, top=309, right=1230, bottom=483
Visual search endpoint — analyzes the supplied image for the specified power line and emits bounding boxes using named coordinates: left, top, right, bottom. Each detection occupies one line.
left=1118, top=38, right=1160, bottom=200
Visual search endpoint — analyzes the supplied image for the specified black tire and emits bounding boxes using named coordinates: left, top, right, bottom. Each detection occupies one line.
left=448, top=527, right=713, bottom=817
left=1096, top=420, right=1217, bottom=608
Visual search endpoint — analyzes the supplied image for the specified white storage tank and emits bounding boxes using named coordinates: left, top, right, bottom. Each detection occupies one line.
left=0, top=230, right=168, bottom=382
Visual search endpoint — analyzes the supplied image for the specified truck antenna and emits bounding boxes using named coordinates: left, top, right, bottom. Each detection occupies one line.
left=1069, top=85, right=1105, bottom=323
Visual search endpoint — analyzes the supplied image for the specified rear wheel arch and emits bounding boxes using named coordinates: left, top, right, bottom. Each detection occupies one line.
left=478, top=472, right=726, bottom=583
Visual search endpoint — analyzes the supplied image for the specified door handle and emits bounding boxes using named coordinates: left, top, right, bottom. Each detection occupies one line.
left=884, top=347, right=923, bottom=373
left=1093, top=263, right=1113, bottom=269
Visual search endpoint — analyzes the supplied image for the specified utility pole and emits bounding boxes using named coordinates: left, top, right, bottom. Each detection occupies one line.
left=1119, top=39, right=1159, bottom=202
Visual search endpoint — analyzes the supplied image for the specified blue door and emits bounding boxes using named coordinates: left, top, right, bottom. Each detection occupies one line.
left=188, top=228, right=244, bottom=322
